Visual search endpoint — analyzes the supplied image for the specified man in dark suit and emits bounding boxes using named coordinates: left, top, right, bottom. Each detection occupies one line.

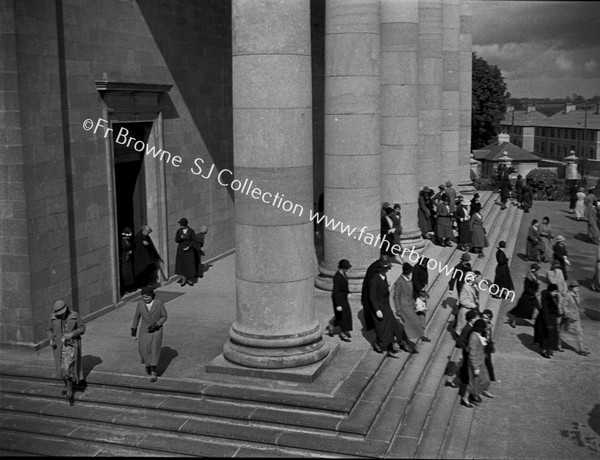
left=331, top=259, right=353, bottom=342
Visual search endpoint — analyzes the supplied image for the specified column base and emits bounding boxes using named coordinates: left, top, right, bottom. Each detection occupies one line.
left=400, top=230, right=426, bottom=251
left=458, top=179, right=475, bottom=195
left=206, top=342, right=339, bottom=383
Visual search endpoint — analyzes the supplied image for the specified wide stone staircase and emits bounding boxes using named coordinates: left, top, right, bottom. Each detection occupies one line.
left=0, top=191, right=524, bottom=457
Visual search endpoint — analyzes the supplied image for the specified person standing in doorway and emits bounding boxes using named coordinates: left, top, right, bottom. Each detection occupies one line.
left=47, top=300, right=86, bottom=402
left=133, top=225, right=162, bottom=288
left=131, top=286, right=168, bottom=382
left=119, top=227, right=135, bottom=295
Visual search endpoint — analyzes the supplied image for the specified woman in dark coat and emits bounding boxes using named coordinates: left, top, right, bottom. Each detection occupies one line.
left=47, top=300, right=86, bottom=401
left=435, top=196, right=454, bottom=247
left=418, top=188, right=433, bottom=238
left=331, top=259, right=353, bottom=342
left=469, top=193, right=482, bottom=217
left=525, top=219, right=542, bottom=262
left=412, top=257, right=429, bottom=300
left=381, top=206, right=397, bottom=257
left=508, top=263, right=541, bottom=326
left=454, top=196, right=471, bottom=251
left=131, top=286, right=168, bottom=382
left=493, top=240, right=514, bottom=298
left=533, top=284, right=561, bottom=358
left=175, top=217, right=199, bottom=286
left=521, top=183, right=533, bottom=213
left=568, top=183, right=578, bottom=214
left=469, top=211, right=486, bottom=258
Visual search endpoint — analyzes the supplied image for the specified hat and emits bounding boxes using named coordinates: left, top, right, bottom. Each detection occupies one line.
left=385, top=206, right=395, bottom=215
left=482, top=309, right=493, bottom=319
left=568, top=280, right=580, bottom=288
left=460, top=252, right=472, bottom=261
left=472, top=319, right=487, bottom=334
left=473, top=270, right=482, bottom=276
left=377, top=260, right=392, bottom=271
left=121, top=227, right=132, bottom=235
left=53, top=300, right=67, bottom=315
left=393, top=203, right=401, bottom=210
left=556, top=235, right=565, bottom=242
left=474, top=193, right=480, bottom=199
left=443, top=195, right=450, bottom=203
left=551, top=261, right=562, bottom=269
left=465, top=310, right=479, bottom=322
left=445, top=181, right=452, bottom=187
left=498, top=240, right=506, bottom=248
left=578, top=187, right=585, bottom=192
left=547, top=283, right=559, bottom=292
left=178, top=217, right=188, bottom=225
left=422, top=187, right=431, bottom=193
left=338, top=259, right=352, bottom=269
left=438, top=184, right=446, bottom=190
left=200, top=225, right=208, bottom=233
left=382, top=202, right=390, bottom=209
left=141, top=286, right=155, bottom=296
left=456, top=195, right=464, bottom=201
left=530, top=263, right=540, bottom=271
left=402, top=262, right=413, bottom=274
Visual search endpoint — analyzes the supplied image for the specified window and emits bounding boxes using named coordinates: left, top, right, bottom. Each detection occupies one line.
left=591, top=147, right=596, bottom=159
left=550, top=143, right=554, bottom=154
left=571, top=129, right=576, bottom=140
left=550, top=128, right=554, bottom=137
left=541, top=128, right=546, bottom=136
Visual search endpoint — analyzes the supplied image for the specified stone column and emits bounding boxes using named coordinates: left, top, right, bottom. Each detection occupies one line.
left=316, top=0, right=381, bottom=292
left=380, top=0, right=424, bottom=250
left=225, top=0, right=329, bottom=369
left=417, top=0, right=443, bottom=189
left=458, top=0, right=474, bottom=193
left=442, top=0, right=461, bottom=187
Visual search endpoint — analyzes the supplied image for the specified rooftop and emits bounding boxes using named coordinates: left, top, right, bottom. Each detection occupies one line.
left=502, top=107, right=600, bottom=130
left=473, top=141, right=541, bottom=162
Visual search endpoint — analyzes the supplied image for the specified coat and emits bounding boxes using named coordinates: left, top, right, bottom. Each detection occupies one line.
left=533, top=290, right=561, bottom=351
left=521, top=185, right=533, bottom=209
left=468, top=332, right=491, bottom=395
left=332, top=271, right=353, bottom=332
left=393, top=275, right=422, bottom=341
left=499, top=180, right=511, bottom=202
left=547, top=268, right=567, bottom=294
left=509, top=272, right=540, bottom=319
left=515, top=179, right=524, bottom=202
left=538, top=222, right=553, bottom=259
left=574, top=192, right=586, bottom=218
left=588, top=205, right=600, bottom=244
left=446, top=187, right=457, bottom=212
left=412, top=262, right=429, bottom=300
left=380, top=214, right=396, bottom=254
left=133, top=232, right=161, bottom=278
left=175, top=227, right=199, bottom=278
left=132, top=298, right=168, bottom=367
left=559, top=291, right=583, bottom=343
left=435, top=202, right=454, bottom=239
left=120, top=237, right=134, bottom=287
left=418, top=192, right=433, bottom=235
left=368, top=274, right=396, bottom=350
left=552, top=242, right=569, bottom=280
left=391, top=212, right=402, bottom=246
left=448, top=261, right=472, bottom=293
left=493, top=249, right=514, bottom=291
left=469, top=213, right=486, bottom=248
left=526, top=224, right=542, bottom=261
left=47, top=310, right=86, bottom=383
left=361, top=260, right=381, bottom=331
left=469, top=198, right=482, bottom=216
left=454, top=205, right=471, bottom=244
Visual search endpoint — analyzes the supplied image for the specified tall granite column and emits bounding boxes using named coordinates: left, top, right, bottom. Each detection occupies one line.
left=316, top=0, right=381, bottom=292
left=380, top=0, right=424, bottom=250
left=458, top=0, right=474, bottom=193
left=442, top=0, right=461, bottom=187
left=224, top=0, right=329, bottom=369
left=417, top=0, right=443, bottom=189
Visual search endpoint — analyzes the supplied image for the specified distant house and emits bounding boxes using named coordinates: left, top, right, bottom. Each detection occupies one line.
left=473, top=134, right=541, bottom=179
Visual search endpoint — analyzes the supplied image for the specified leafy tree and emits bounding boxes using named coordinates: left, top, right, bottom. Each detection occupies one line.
left=471, top=53, right=508, bottom=149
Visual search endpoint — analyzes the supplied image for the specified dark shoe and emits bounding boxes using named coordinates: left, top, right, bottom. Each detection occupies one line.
left=541, top=352, right=551, bottom=359
left=509, top=318, right=516, bottom=328
left=421, top=336, right=432, bottom=342
left=556, top=347, right=564, bottom=352
left=460, top=400, right=474, bottom=408
left=340, top=335, right=351, bottom=342
left=326, top=326, right=334, bottom=337
left=145, top=366, right=151, bottom=375
left=186, top=281, right=194, bottom=286
left=346, top=332, right=352, bottom=338
left=469, top=395, right=482, bottom=406
left=150, top=372, right=158, bottom=382
left=179, top=278, right=186, bottom=286
left=373, top=344, right=383, bottom=354
left=445, top=380, right=458, bottom=388
left=578, top=350, right=590, bottom=356
left=386, top=350, right=400, bottom=358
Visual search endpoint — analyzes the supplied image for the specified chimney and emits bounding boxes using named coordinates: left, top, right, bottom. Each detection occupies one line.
left=498, top=133, right=510, bottom=144
left=526, top=104, right=536, bottom=113
left=565, top=103, right=576, bottom=113
left=506, top=105, right=514, bottom=113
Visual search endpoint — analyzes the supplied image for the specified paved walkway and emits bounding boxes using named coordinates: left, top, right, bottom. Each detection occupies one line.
left=465, top=200, right=600, bottom=459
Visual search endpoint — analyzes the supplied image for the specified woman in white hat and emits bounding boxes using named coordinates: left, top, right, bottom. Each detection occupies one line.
left=46, top=300, right=86, bottom=401
left=552, top=235, right=571, bottom=280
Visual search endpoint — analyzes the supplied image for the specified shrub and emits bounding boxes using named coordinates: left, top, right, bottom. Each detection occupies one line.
left=526, top=169, right=559, bottom=190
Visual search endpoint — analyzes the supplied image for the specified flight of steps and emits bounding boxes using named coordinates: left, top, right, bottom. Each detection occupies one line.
left=0, top=191, right=523, bottom=458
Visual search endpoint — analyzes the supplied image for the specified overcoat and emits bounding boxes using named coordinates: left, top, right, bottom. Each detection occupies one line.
left=559, top=291, right=583, bottom=344
left=132, top=298, right=168, bottom=367
left=361, top=260, right=380, bottom=331
left=47, top=310, right=86, bottom=383
left=133, top=231, right=161, bottom=282
left=493, top=249, right=514, bottom=291
left=417, top=192, right=433, bottom=235
left=533, top=290, right=561, bottom=351
left=368, top=274, right=396, bottom=350
left=435, top=202, right=454, bottom=239
left=332, top=271, right=353, bottom=332
left=538, top=222, right=553, bottom=259
left=521, top=185, right=533, bottom=210
left=516, top=179, right=524, bottom=203
left=448, top=261, right=472, bottom=294
left=468, top=332, right=491, bottom=395
left=412, top=262, right=429, bottom=300
left=469, top=198, right=482, bottom=216
left=469, top=213, right=486, bottom=248
left=588, top=205, right=600, bottom=244
left=552, top=242, right=569, bottom=280
left=391, top=212, right=402, bottom=246
left=454, top=205, right=471, bottom=245
left=526, top=224, right=542, bottom=261
left=380, top=214, right=395, bottom=254
left=175, top=227, right=199, bottom=278
left=445, top=187, right=457, bottom=212
left=120, top=237, right=134, bottom=287
left=393, top=275, right=422, bottom=341
left=509, top=272, right=540, bottom=319
left=585, top=192, right=597, bottom=219
left=499, top=180, right=511, bottom=202
left=547, top=268, right=567, bottom=294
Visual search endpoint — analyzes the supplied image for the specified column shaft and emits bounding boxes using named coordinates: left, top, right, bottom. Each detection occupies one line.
left=316, top=0, right=381, bottom=292
left=380, top=0, right=424, bottom=250
left=226, top=0, right=328, bottom=369
left=417, top=0, right=443, bottom=189
left=458, top=0, right=474, bottom=193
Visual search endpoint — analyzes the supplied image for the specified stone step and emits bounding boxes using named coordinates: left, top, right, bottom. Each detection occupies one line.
left=415, top=203, right=523, bottom=459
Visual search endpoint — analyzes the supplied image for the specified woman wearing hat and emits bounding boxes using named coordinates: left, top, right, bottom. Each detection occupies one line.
left=552, top=235, right=571, bottom=280
left=547, top=261, right=567, bottom=294
left=587, top=201, right=600, bottom=245
left=534, top=284, right=561, bottom=359
left=492, top=241, right=514, bottom=298
left=469, top=193, right=482, bottom=217
left=574, top=188, right=586, bottom=221
left=538, top=217, right=554, bottom=263
left=454, top=196, right=471, bottom=252
left=469, top=208, right=487, bottom=259
left=394, top=263, right=428, bottom=343
left=175, top=218, right=199, bottom=286
left=559, top=280, right=590, bottom=356
left=331, top=259, right=353, bottom=342
left=47, top=300, right=86, bottom=401
left=131, top=286, right=168, bottom=382
left=508, top=263, right=541, bottom=327
left=435, top=195, right=454, bottom=247
left=525, top=219, right=542, bottom=262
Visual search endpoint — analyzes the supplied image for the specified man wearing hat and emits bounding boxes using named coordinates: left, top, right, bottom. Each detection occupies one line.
left=448, top=252, right=472, bottom=295
left=559, top=280, right=590, bottom=356
left=456, top=271, right=482, bottom=333
left=175, top=217, right=199, bottom=286
left=46, top=300, right=86, bottom=401
left=131, top=286, right=168, bottom=382
left=329, top=259, right=353, bottom=342
left=552, top=235, right=571, bottom=280
left=394, top=263, right=428, bottom=342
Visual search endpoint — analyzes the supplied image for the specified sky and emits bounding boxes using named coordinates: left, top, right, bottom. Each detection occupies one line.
left=470, top=1, right=600, bottom=99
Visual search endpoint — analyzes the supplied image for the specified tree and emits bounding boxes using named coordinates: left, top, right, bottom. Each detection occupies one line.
left=471, top=53, right=508, bottom=149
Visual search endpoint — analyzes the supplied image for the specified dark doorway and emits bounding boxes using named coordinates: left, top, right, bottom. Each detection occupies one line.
left=113, top=122, right=151, bottom=235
